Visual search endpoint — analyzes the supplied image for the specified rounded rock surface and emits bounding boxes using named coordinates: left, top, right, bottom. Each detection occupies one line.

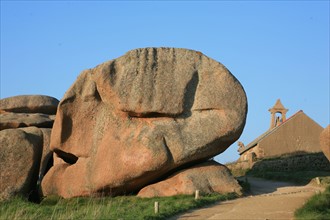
left=137, top=160, right=242, bottom=197
left=0, top=127, right=43, bottom=200
left=0, top=95, right=59, bottom=115
left=42, top=48, right=248, bottom=198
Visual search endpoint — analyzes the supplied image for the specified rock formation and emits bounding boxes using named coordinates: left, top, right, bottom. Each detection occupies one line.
left=0, top=113, right=55, bottom=130
left=0, top=95, right=59, bottom=114
left=0, top=127, right=43, bottom=200
left=42, top=48, right=247, bottom=198
left=320, top=125, right=330, bottom=161
left=0, top=95, right=58, bottom=200
left=137, top=160, right=242, bottom=197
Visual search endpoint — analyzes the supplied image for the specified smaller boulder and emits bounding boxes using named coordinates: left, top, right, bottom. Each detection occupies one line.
left=0, top=95, right=59, bottom=115
left=0, top=113, right=55, bottom=130
left=0, top=127, right=43, bottom=200
left=137, top=160, right=242, bottom=197
left=320, top=125, right=330, bottom=161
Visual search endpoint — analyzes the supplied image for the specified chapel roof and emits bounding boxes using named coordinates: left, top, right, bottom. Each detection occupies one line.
left=239, top=110, right=303, bottom=155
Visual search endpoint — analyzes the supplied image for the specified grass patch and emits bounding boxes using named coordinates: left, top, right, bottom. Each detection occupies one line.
left=295, top=185, right=330, bottom=220
left=0, top=193, right=238, bottom=220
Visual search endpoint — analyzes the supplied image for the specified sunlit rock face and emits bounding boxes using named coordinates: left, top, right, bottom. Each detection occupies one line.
left=137, top=160, right=243, bottom=197
left=41, top=48, right=247, bottom=198
left=0, top=95, right=59, bottom=115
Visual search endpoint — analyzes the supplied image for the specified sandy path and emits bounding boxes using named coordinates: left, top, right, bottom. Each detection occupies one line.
left=176, top=177, right=323, bottom=220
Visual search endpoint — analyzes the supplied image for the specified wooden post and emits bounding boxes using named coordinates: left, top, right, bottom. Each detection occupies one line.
left=316, top=177, right=320, bottom=185
left=154, top=201, right=159, bottom=214
left=195, top=190, right=200, bottom=200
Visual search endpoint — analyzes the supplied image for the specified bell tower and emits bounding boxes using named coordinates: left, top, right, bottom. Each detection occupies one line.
left=269, top=99, right=288, bottom=129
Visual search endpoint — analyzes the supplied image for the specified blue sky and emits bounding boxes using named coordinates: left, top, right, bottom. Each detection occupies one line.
left=1, top=1, right=329, bottom=163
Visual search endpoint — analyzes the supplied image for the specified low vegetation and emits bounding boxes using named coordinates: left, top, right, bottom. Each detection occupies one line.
left=295, top=185, right=330, bottom=220
left=0, top=193, right=238, bottom=220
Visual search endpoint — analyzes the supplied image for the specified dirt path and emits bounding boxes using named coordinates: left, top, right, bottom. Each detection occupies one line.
left=176, top=177, right=323, bottom=220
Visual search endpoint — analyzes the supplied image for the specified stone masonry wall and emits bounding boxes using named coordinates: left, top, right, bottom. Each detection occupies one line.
left=227, top=152, right=330, bottom=175
left=251, top=152, right=330, bottom=172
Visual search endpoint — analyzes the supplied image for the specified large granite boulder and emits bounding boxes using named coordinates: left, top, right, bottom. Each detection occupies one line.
left=0, top=127, right=43, bottom=200
left=0, top=95, right=59, bottom=115
left=137, top=160, right=242, bottom=197
left=320, top=125, right=330, bottom=161
left=42, top=48, right=247, bottom=198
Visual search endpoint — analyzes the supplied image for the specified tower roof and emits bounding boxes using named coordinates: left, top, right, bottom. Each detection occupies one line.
left=269, top=99, right=288, bottom=113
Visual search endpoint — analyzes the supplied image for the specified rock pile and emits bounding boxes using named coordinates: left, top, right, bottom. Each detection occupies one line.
left=41, top=48, right=247, bottom=198
left=0, top=95, right=59, bottom=200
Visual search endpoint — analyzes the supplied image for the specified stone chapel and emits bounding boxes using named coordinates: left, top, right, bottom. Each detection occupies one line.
left=238, top=99, right=324, bottom=161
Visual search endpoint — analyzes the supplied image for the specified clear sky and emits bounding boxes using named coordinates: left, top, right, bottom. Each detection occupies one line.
left=1, top=1, right=329, bottom=163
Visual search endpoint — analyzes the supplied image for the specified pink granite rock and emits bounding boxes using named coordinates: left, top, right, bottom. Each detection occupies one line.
left=42, top=48, right=247, bottom=198
left=137, top=160, right=242, bottom=197
left=0, top=112, right=55, bottom=130
left=0, top=95, right=59, bottom=115
left=0, top=127, right=43, bottom=200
